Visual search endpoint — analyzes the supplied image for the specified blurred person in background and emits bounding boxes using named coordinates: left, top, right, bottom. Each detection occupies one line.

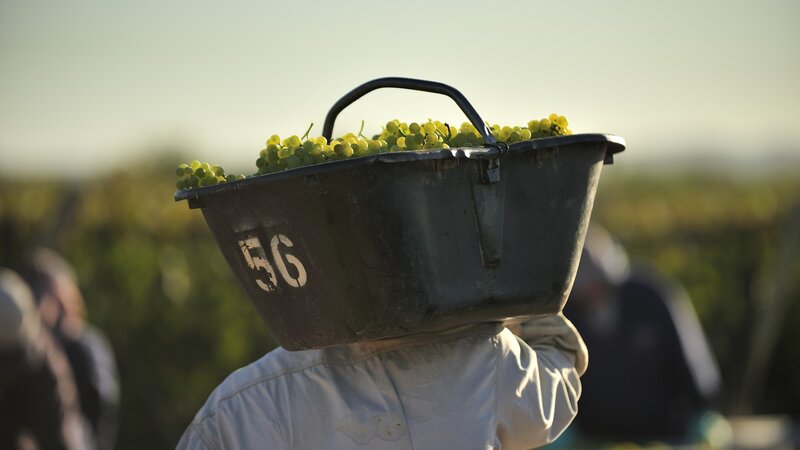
left=21, top=249, right=120, bottom=450
left=555, top=225, right=726, bottom=446
left=0, top=268, right=92, bottom=450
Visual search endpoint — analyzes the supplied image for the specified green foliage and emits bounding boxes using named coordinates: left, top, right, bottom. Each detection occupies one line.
left=1, top=164, right=799, bottom=448
left=0, top=168, right=275, bottom=449
left=592, top=170, right=800, bottom=413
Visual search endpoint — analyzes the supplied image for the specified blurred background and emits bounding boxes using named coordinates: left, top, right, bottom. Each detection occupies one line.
left=1, top=0, right=798, bottom=448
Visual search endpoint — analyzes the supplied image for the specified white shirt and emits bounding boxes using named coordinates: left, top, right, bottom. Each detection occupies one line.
left=177, top=314, right=588, bottom=450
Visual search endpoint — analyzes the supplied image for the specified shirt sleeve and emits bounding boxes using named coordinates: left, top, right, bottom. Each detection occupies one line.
left=496, top=314, right=588, bottom=449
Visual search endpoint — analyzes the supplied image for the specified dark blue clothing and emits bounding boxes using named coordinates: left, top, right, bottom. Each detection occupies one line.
left=564, top=269, right=719, bottom=444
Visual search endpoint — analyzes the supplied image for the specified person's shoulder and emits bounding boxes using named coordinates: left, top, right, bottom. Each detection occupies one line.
left=180, top=346, right=325, bottom=444
left=201, top=325, right=508, bottom=410
left=200, top=346, right=324, bottom=413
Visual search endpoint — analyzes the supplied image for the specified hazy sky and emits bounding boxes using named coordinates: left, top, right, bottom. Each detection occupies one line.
left=1, top=0, right=799, bottom=176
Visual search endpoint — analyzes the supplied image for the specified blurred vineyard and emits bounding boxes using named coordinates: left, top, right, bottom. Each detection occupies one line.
left=1, top=156, right=799, bottom=449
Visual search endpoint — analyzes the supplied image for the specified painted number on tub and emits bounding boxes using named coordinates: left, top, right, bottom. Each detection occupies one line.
left=238, top=234, right=307, bottom=292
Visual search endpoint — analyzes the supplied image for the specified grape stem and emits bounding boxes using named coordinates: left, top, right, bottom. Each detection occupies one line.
left=358, top=120, right=367, bottom=139
left=301, top=123, right=314, bottom=141
left=436, top=123, right=453, bottom=143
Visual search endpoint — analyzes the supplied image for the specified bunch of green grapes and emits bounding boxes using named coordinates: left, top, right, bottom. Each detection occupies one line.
left=374, top=114, right=572, bottom=152
left=176, top=114, right=574, bottom=189
left=375, top=119, right=462, bottom=151
left=175, top=160, right=244, bottom=189
left=255, top=123, right=391, bottom=175
left=489, top=113, right=572, bottom=143
left=525, top=113, right=572, bottom=139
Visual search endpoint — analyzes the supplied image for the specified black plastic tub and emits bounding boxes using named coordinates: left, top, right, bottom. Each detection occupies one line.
left=175, top=78, right=626, bottom=350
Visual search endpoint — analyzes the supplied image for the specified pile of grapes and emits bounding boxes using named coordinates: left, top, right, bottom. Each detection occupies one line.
left=176, top=114, right=571, bottom=189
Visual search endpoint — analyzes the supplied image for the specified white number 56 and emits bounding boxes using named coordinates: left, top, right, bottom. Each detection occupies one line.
left=238, top=234, right=307, bottom=292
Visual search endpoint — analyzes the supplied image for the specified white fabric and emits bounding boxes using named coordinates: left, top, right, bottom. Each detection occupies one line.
left=177, top=314, right=587, bottom=450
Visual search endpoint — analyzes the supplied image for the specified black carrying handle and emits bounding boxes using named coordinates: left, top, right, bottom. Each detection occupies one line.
left=322, top=77, right=497, bottom=146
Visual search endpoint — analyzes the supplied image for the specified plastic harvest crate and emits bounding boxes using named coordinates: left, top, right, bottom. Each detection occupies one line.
left=175, top=77, right=626, bottom=350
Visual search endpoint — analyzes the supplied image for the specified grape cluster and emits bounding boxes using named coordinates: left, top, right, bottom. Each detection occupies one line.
left=485, top=114, right=572, bottom=144
left=176, top=114, right=573, bottom=190
left=175, top=160, right=244, bottom=189
left=254, top=122, right=391, bottom=175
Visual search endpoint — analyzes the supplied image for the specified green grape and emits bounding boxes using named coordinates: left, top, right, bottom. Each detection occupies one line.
left=286, top=155, right=301, bottom=167
left=212, top=165, right=224, bottom=176
left=386, top=121, right=399, bottom=133
left=539, top=118, right=551, bottom=130
left=509, top=131, right=521, bottom=143
left=500, top=126, right=512, bottom=142
left=397, top=137, right=406, bottom=148
left=277, top=147, right=292, bottom=159
left=409, top=135, right=423, bottom=150
left=549, top=113, right=559, bottom=123
left=267, top=135, right=281, bottom=146
left=409, top=122, right=420, bottom=134
left=556, top=115, right=569, bottom=128
left=283, top=135, right=301, bottom=148
left=356, top=140, right=369, bottom=154
left=256, top=157, right=267, bottom=169
left=423, top=122, right=436, bottom=136
left=265, top=161, right=280, bottom=173
left=521, top=129, right=532, bottom=140
left=295, top=146, right=309, bottom=158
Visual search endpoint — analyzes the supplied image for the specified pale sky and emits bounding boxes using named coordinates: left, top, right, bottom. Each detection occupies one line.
left=1, top=0, right=799, bottom=176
